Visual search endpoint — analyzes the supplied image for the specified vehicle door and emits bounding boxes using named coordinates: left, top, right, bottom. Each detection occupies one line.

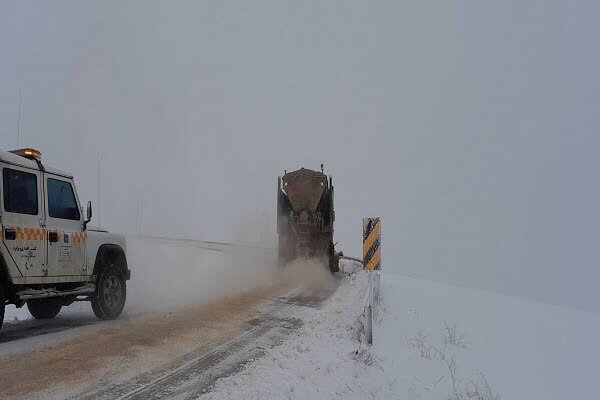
left=44, top=175, right=86, bottom=276
left=1, top=166, right=46, bottom=277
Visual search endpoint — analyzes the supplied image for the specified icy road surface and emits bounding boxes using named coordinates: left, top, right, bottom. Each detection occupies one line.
left=0, top=278, right=338, bottom=400
left=0, top=238, right=339, bottom=399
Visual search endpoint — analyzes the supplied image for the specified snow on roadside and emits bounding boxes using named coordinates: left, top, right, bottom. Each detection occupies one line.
left=3, top=305, right=33, bottom=324
left=198, top=261, right=385, bottom=400
left=200, top=265, right=600, bottom=400
left=376, top=273, right=600, bottom=400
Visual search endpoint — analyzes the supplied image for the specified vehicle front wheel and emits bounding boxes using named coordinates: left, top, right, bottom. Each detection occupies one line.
left=91, top=265, right=127, bottom=320
left=27, top=299, right=62, bottom=319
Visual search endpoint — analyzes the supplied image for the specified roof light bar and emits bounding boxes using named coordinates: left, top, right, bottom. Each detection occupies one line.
left=9, top=148, right=42, bottom=161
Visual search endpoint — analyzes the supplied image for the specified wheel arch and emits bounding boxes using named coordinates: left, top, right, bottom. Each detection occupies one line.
left=92, top=244, right=130, bottom=280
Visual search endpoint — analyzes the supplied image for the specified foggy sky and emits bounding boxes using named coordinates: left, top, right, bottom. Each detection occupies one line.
left=1, top=1, right=599, bottom=311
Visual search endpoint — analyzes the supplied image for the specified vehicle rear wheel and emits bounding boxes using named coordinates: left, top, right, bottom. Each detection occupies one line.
left=27, top=299, right=62, bottom=319
left=91, top=264, right=127, bottom=320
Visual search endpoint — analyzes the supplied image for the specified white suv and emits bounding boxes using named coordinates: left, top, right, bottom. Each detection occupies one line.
left=0, top=148, right=130, bottom=329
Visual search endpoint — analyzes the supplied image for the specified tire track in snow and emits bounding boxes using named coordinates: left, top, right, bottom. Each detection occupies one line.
left=73, top=286, right=336, bottom=400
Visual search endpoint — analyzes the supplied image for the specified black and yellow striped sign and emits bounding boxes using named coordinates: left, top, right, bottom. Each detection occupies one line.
left=363, top=218, right=381, bottom=271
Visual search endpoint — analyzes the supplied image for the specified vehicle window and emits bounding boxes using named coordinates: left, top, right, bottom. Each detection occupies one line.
left=47, top=178, right=80, bottom=220
left=3, top=168, right=38, bottom=215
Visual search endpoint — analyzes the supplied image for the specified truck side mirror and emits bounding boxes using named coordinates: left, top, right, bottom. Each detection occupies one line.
left=84, top=201, right=92, bottom=229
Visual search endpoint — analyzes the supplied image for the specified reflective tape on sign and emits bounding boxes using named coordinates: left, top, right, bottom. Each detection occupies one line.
left=363, top=218, right=381, bottom=271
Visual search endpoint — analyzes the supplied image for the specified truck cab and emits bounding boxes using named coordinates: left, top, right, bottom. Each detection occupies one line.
left=0, top=148, right=130, bottom=329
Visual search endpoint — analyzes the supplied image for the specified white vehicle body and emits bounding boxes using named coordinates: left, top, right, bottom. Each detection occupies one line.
left=0, top=148, right=130, bottom=326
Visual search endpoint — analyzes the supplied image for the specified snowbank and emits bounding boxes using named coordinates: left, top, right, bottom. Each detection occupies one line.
left=198, top=261, right=378, bottom=400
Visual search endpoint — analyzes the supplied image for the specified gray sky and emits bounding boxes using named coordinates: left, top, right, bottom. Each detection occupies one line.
left=1, top=1, right=599, bottom=310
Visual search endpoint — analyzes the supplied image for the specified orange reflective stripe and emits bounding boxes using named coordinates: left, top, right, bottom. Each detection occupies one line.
left=3, top=226, right=83, bottom=241
left=72, top=232, right=86, bottom=244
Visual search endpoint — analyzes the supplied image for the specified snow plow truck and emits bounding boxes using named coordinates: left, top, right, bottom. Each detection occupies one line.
left=277, top=165, right=341, bottom=272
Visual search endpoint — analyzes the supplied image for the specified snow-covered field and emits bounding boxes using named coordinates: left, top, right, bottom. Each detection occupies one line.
left=378, top=274, right=600, bottom=399
left=200, top=265, right=600, bottom=400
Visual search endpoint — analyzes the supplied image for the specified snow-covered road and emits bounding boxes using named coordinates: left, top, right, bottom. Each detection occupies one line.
left=0, top=261, right=340, bottom=400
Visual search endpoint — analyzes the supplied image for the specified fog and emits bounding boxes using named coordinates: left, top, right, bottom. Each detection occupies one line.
left=126, top=239, right=335, bottom=313
left=125, top=239, right=277, bottom=313
left=1, top=1, right=599, bottom=311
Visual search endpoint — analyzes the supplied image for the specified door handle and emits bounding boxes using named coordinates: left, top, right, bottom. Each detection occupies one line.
left=4, top=228, right=16, bottom=241
left=48, top=231, right=59, bottom=243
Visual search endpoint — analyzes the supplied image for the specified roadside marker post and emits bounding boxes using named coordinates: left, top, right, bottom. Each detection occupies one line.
left=363, top=217, right=381, bottom=345
left=363, top=218, right=381, bottom=272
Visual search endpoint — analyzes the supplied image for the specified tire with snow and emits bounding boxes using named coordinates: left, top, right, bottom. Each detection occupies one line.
left=27, top=299, right=62, bottom=319
left=91, top=264, right=127, bottom=320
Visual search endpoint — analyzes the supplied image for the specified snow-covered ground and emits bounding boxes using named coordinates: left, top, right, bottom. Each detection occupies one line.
left=378, top=274, right=600, bottom=399
left=200, top=264, right=600, bottom=400
left=198, top=260, right=375, bottom=400
left=3, top=254, right=599, bottom=399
